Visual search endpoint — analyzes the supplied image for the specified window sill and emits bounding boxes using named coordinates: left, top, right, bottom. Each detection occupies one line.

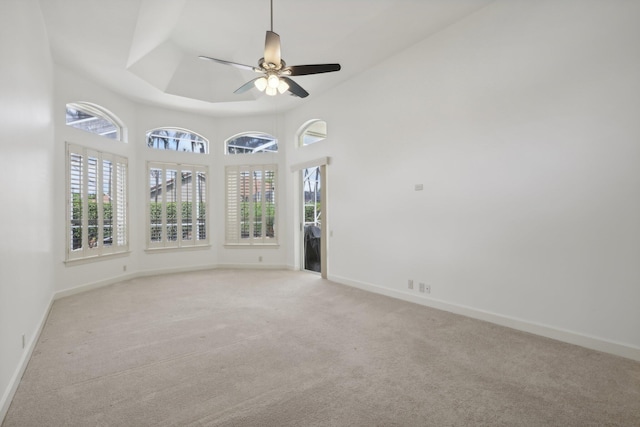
left=145, top=244, right=211, bottom=254
left=65, top=250, right=131, bottom=266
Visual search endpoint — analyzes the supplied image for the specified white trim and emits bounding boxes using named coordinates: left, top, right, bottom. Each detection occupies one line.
left=54, top=272, right=138, bottom=299
left=224, top=244, right=280, bottom=249
left=328, top=274, right=640, bottom=362
left=215, top=263, right=290, bottom=270
left=54, top=264, right=290, bottom=299
left=0, top=298, right=54, bottom=423
left=290, top=156, right=330, bottom=172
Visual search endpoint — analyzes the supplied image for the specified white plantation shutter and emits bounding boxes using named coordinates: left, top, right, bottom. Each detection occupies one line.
left=225, top=165, right=277, bottom=245
left=264, top=169, right=276, bottom=239
left=147, top=162, right=208, bottom=249
left=87, top=156, right=99, bottom=251
left=69, top=150, right=83, bottom=253
left=115, top=160, right=127, bottom=246
left=66, top=143, right=128, bottom=261
left=196, top=171, right=207, bottom=241
left=225, top=167, right=239, bottom=244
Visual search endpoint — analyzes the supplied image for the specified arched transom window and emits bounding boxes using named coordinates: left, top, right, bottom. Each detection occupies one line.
left=146, top=128, right=208, bottom=154
left=225, top=132, right=278, bottom=154
left=297, top=119, right=327, bottom=146
left=66, top=102, right=126, bottom=141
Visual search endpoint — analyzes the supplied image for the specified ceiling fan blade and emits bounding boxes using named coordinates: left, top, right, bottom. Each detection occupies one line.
left=234, top=78, right=261, bottom=94
left=199, top=56, right=260, bottom=73
left=281, top=77, right=308, bottom=98
left=264, top=31, right=281, bottom=67
left=285, top=64, right=341, bottom=76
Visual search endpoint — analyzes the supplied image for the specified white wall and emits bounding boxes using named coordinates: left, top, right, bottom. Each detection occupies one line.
left=0, top=0, right=55, bottom=419
left=52, top=73, right=290, bottom=294
left=284, top=0, right=640, bottom=356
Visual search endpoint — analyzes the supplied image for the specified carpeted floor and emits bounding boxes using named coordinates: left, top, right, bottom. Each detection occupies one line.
left=3, top=269, right=640, bottom=426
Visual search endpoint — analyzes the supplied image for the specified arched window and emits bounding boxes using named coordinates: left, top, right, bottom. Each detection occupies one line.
left=297, top=119, right=327, bottom=147
left=225, top=132, right=278, bottom=154
left=66, top=102, right=126, bottom=141
left=146, top=127, right=208, bottom=154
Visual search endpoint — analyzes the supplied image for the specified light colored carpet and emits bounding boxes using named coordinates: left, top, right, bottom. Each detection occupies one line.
left=3, top=269, right=639, bottom=426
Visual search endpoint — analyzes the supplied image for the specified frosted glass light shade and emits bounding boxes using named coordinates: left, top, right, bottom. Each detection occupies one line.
left=267, top=74, right=280, bottom=89
left=277, top=79, right=289, bottom=94
left=254, top=77, right=268, bottom=92
left=265, top=86, right=277, bottom=96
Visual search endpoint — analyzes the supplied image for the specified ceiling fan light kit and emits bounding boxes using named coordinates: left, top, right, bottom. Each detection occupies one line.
left=199, top=0, right=340, bottom=98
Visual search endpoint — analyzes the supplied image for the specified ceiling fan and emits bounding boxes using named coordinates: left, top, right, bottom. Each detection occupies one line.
left=199, top=0, right=341, bottom=98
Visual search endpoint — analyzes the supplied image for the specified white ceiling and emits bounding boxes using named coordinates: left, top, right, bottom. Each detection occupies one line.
left=40, top=0, right=493, bottom=117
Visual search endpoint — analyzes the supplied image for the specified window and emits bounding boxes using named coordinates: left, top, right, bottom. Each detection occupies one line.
left=298, top=120, right=327, bottom=146
left=67, top=144, right=128, bottom=261
left=225, top=132, right=278, bottom=154
left=226, top=165, right=277, bottom=245
left=148, top=162, right=208, bottom=249
left=66, top=102, right=125, bottom=141
left=146, top=128, right=208, bottom=154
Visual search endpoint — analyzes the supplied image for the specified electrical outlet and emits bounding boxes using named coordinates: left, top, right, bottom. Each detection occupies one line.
left=258, top=256, right=263, bottom=262
left=408, top=279, right=414, bottom=290
left=123, top=265, right=127, bottom=272
left=22, top=334, right=25, bottom=349
left=419, top=283, right=425, bottom=293
left=425, top=284, right=431, bottom=294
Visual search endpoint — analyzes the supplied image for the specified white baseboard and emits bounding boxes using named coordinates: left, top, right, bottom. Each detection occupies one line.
left=54, top=272, right=138, bottom=299
left=215, top=263, right=291, bottom=270
left=54, top=263, right=292, bottom=300
left=0, top=297, right=54, bottom=423
left=135, top=263, right=219, bottom=279
left=328, top=274, right=640, bottom=362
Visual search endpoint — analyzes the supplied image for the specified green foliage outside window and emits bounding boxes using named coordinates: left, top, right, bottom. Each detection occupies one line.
left=304, top=203, right=321, bottom=224
left=71, top=194, right=113, bottom=249
left=239, top=202, right=275, bottom=238
left=149, top=202, right=206, bottom=222
left=149, top=201, right=207, bottom=242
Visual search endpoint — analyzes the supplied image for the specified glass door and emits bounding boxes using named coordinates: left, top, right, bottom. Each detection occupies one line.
left=302, top=166, right=321, bottom=272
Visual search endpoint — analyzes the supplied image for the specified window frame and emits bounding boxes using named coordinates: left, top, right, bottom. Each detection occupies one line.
left=225, top=164, right=278, bottom=247
left=66, top=143, right=129, bottom=262
left=147, top=161, right=209, bottom=251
